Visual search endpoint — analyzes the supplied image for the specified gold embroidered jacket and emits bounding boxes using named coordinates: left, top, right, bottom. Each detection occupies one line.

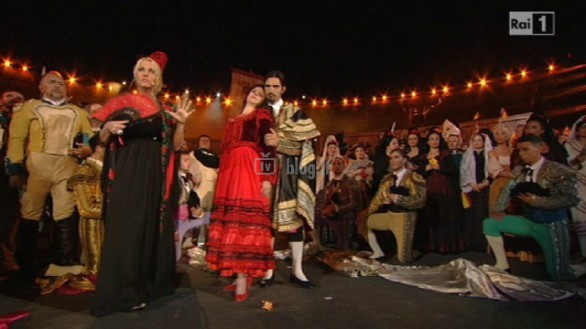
left=496, top=160, right=579, bottom=213
left=67, top=159, right=103, bottom=219
left=273, top=103, right=321, bottom=231
left=367, top=170, right=426, bottom=216
left=7, top=99, right=93, bottom=165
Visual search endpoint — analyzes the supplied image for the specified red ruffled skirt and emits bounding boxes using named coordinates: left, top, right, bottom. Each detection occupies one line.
left=205, top=146, right=275, bottom=278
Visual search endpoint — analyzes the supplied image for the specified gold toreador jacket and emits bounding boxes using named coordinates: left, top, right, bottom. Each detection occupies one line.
left=7, top=99, right=93, bottom=165
left=367, top=170, right=426, bottom=216
left=495, top=160, right=579, bottom=214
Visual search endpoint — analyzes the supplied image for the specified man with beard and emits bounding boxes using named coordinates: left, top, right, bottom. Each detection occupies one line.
left=264, top=70, right=321, bottom=288
left=6, top=72, right=94, bottom=281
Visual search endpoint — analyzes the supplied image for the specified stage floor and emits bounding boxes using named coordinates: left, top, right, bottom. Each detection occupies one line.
left=1, top=251, right=584, bottom=329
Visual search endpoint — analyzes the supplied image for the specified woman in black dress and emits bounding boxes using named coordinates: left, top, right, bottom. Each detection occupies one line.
left=416, top=129, right=466, bottom=253
left=91, top=51, right=194, bottom=316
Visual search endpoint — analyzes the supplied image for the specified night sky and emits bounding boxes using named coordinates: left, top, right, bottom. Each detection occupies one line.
left=2, top=0, right=584, bottom=99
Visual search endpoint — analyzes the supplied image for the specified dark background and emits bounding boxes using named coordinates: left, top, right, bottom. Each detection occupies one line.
left=1, top=0, right=583, bottom=98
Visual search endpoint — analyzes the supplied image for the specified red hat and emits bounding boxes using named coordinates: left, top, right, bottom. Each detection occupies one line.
left=148, top=51, right=168, bottom=71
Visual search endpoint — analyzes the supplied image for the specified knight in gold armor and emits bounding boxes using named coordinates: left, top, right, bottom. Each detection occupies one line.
left=366, top=148, right=426, bottom=263
left=66, top=135, right=104, bottom=276
left=6, top=71, right=94, bottom=280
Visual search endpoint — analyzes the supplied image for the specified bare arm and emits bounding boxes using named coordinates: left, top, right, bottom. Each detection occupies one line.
left=173, top=123, right=185, bottom=151
left=167, top=98, right=194, bottom=151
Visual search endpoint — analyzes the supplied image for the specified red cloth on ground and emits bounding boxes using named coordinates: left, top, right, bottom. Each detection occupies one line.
left=0, top=311, right=30, bottom=328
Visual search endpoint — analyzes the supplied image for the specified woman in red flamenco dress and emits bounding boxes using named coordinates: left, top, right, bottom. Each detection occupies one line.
left=205, top=85, right=276, bottom=302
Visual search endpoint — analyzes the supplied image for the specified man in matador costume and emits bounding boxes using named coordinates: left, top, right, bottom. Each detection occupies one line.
left=483, top=134, right=583, bottom=280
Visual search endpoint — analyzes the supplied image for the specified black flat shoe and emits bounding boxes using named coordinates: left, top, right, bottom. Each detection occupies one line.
left=259, top=274, right=274, bottom=288
left=289, top=274, right=316, bottom=289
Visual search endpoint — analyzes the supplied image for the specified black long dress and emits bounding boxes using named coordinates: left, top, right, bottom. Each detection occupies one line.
left=415, top=150, right=466, bottom=253
left=92, top=111, right=177, bottom=316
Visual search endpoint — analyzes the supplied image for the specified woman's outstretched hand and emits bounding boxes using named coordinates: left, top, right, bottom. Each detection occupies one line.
left=169, top=97, right=195, bottom=124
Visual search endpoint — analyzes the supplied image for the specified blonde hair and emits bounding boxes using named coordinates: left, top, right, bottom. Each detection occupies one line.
left=132, top=58, right=163, bottom=95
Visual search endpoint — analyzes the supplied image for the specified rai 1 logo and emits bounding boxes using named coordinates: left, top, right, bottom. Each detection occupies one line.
left=509, top=12, right=554, bottom=36
left=256, top=152, right=276, bottom=175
